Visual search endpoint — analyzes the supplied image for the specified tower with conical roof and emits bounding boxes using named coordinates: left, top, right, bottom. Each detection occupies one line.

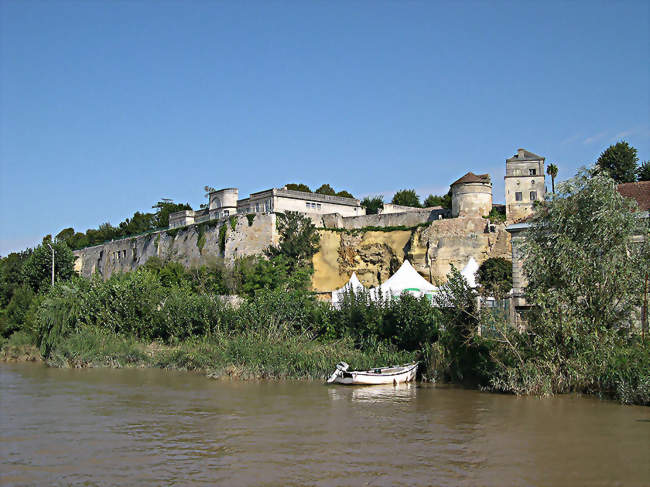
left=504, top=149, right=545, bottom=221
left=450, top=172, right=492, bottom=217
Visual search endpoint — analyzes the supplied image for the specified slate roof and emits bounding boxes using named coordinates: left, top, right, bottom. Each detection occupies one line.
left=506, top=149, right=545, bottom=162
left=617, top=181, right=650, bottom=211
left=450, top=172, right=491, bottom=186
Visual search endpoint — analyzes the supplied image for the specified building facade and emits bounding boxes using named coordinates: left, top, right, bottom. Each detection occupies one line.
left=504, top=149, right=546, bottom=222
left=169, top=186, right=364, bottom=228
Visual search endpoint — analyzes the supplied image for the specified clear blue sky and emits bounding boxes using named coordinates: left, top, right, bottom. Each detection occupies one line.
left=1, top=1, right=648, bottom=255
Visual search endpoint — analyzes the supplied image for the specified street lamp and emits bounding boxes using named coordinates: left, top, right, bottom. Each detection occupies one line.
left=46, top=243, right=54, bottom=287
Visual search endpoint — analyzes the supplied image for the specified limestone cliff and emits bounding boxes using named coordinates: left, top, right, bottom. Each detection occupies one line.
left=74, top=213, right=510, bottom=292
left=312, top=217, right=511, bottom=291
left=74, top=214, right=278, bottom=279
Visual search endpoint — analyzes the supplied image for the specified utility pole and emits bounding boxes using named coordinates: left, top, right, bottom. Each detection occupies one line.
left=46, top=243, right=54, bottom=287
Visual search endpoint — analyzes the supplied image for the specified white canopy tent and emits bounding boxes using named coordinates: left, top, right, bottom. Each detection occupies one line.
left=369, top=260, right=438, bottom=301
left=331, top=272, right=365, bottom=308
left=460, top=257, right=479, bottom=288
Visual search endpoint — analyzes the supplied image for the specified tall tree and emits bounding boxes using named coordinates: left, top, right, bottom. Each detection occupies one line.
left=314, top=184, right=336, bottom=196
left=596, top=141, right=639, bottom=183
left=638, top=161, right=650, bottom=181
left=22, top=241, right=75, bottom=293
left=361, top=196, right=384, bottom=215
left=423, top=190, right=452, bottom=208
left=285, top=183, right=311, bottom=193
left=336, top=190, right=354, bottom=199
left=392, top=189, right=421, bottom=208
left=546, top=163, right=558, bottom=193
left=476, top=257, right=512, bottom=300
left=523, top=170, right=648, bottom=330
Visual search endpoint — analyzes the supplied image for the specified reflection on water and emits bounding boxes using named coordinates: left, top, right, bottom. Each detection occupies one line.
left=328, top=382, right=417, bottom=403
left=1, top=363, right=649, bottom=487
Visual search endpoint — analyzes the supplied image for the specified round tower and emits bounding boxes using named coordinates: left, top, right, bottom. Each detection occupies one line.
left=450, top=173, right=492, bottom=218
left=209, top=188, right=239, bottom=218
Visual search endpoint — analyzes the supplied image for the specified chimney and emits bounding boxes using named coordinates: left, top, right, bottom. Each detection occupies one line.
left=517, top=148, right=525, bottom=158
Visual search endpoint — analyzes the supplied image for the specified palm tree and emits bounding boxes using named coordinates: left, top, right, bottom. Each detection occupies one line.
left=547, top=163, right=558, bottom=193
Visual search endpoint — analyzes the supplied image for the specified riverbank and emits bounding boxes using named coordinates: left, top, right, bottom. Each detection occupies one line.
left=0, top=329, right=416, bottom=381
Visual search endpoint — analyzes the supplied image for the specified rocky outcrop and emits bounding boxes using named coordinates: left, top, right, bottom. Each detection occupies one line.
left=312, top=217, right=511, bottom=291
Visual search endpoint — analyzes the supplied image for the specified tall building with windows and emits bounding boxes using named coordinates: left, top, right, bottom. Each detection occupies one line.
left=504, top=148, right=545, bottom=222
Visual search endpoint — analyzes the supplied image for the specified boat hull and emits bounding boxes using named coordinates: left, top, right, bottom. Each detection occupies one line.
left=330, top=363, right=418, bottom=385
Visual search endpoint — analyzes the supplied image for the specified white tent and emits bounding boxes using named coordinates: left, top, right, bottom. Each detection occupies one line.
left=460, top=257, right=479, bottom=288
left=331, top=272, right=365, bottom=307
left=369, top=260, right=437, bottom=301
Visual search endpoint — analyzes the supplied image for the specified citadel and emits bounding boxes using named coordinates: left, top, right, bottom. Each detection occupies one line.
left=73, top=148, right=548, bottom=323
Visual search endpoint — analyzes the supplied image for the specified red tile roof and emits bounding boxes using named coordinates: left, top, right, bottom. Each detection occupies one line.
left=450, top=172, right=491, bottom=186
left=617, top=181, right=650, bottom=211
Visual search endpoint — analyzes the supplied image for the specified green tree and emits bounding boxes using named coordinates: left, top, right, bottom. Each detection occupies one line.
left=361, top=196, right=384, bottom=215
left=476, top=257, right=512, bottom=300
left=267, top=211, right=320, bottom=275
left=152, top=200, right=192, bottom=228
left=392, top=189, right=421, bottom=208
left=596, top=141, right=639, bottom=183
left=637, top=161, right=650, bottom=181
left=423, top=190, right=452, bottom=208
left=546, top=163, right=558, bottom=193
left=22, top=241, right=75, bottom=293
left=523, top=170, right=648, bottom=329
left=315, top=184, right=336, bottom=196
left=336, top=190, right=355, bottom=199
left=0, top=250, right=31, bottom=306
left=285, top=183, right=312, bottom=193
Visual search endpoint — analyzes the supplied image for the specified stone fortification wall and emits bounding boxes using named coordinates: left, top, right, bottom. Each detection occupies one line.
left=74, top=214, right=278, bottom=279
left=320, top=208, right=450, bottom=230
left=312, top=217, right=511, bottom=292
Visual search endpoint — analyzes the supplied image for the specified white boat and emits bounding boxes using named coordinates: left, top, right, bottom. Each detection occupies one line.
left=327, top=361, right=418, bottom=385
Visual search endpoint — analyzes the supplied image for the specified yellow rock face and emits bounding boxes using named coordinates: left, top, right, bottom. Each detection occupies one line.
left=312, top=219, right=512, bottom=292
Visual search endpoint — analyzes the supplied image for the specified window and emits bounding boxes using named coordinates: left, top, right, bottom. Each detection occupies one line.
left=317, top=203, right=321, bottom=209
left=515, top=192, right=523, bottom=201
left=223, top=209, right=229, bottom=216
left=305, top=202, right=310, bottom=209
left=530, top=191, right=537, bottom=201
left=529, top=169, right=537, bottom=176
left=255, top=203, right=260, bottom=212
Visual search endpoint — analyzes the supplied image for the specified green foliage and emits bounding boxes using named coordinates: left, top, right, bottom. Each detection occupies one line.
left=268, top=212, right=320, bottom=273
left=55, top=200, right=192, bottom=250
left=423, top=190, right=452, bottom=209
left=477, top=257, right=512, bottom=300
left=315, top=184, right=336, bottom=196
left=246, top=214, right=256, bottom=226
left=1, top=286, right=34, bottom=337
left=328, top=290, right=440, bottom=351
left=336, top=190, right=354, bottom=199
left=523, top=170, right=648, bottom=330
left=218, top=224, right=227, bottom=253
left=638, top=161, right=650, bottom=181
left=229, top=216, right=238, bottom=231
left=484, top=207, right=506, bottom=224
left=361, top=196, right=384, bottom=215
left=433, top=266, right=493, bottom=384
left=0, top=250, right=31, bottom=307
left=596, top=141, right=639, bottom=183
left=22, top=241, right=75, bottom=293
left=392, top=189, right=421, bottom=208
left=285, top=183, right=312, bottom=193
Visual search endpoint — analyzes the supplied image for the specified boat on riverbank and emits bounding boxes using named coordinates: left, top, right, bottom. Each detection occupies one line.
left=327, top=362, right=418, bottom=385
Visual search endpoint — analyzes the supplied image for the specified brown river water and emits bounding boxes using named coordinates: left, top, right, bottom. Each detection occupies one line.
left=1, top=363, right=648, bottom=486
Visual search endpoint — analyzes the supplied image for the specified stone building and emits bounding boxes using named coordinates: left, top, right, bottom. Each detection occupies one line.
left=504, top=149, right=546, bottom=222
left=450, top=172, right=492, bottom=218
left=169, top=186, right=364, bottom=228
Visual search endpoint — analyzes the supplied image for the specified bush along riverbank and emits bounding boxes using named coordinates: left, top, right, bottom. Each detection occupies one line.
left=1, top=172, right=649, bottom=405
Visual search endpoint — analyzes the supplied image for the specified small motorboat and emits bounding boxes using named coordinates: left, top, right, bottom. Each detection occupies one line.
left=327, top=361, right=418, bottom=385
